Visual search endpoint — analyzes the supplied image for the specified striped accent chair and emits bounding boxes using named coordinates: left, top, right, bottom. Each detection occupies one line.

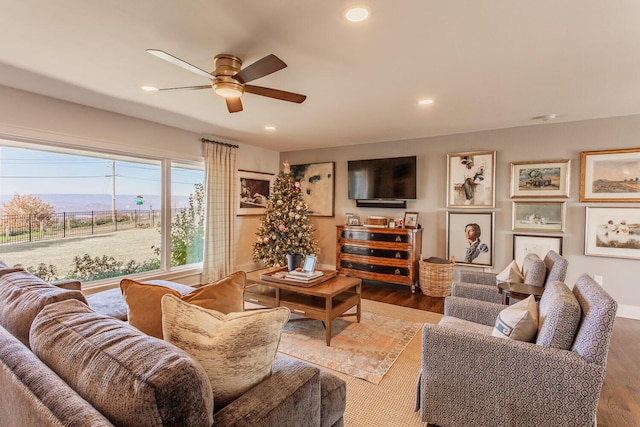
left=417, top=274, right=617, bottom=426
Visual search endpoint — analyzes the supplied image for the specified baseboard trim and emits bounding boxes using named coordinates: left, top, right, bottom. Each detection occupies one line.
left=617, top=304, right=640, bottom=320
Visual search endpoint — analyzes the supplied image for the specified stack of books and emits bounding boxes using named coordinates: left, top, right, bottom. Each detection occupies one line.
left=285, top=270, right=324, bottom=282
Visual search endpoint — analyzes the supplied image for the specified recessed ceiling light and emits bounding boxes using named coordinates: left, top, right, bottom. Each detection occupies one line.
left=265, top=125, right=276, bottom=131
left=418, top=99, right=434, bottom=105
left=140, top=85, right=159, bottom=92
left=345, top=7, right=369, bottom=22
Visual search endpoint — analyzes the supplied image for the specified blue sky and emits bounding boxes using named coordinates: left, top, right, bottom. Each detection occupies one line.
left=0, top=145, right=203, bottom=197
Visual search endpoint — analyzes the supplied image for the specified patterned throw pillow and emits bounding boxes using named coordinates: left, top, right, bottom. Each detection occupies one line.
left=162, top=294, right=290, bottom=410
left=121, top=271, right=246, bottom=338
left=495, top=260, right=524, bottom=284
left=492, top=295, right=539, bottom=342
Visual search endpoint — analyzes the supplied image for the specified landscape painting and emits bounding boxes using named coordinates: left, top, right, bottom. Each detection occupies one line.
left=510, top=160, right=570, bottom=198
left=581, top=148, right=640, bottom=202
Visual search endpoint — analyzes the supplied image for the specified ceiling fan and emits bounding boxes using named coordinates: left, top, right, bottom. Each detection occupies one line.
left=146, top=49, right=307, bottom=113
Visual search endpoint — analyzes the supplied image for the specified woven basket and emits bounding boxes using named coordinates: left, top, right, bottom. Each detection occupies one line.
left=419, top=257, right=455, bottom=297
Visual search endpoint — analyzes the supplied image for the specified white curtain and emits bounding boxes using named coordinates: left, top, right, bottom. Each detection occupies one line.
left=202, top=139, right=238, bottom=283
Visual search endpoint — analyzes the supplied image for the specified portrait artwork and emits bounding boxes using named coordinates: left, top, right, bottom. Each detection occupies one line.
left=447, top=211, right=494, bottom=267
left=447, top=151, right=496, bottom=208
left=290, top=162, right=335, bottom=216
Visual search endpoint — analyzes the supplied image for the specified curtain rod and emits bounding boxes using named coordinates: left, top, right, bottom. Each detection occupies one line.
left=201, top=138, right=239, bottom=148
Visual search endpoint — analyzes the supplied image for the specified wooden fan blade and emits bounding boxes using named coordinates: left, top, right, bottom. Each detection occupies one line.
left=245, top=85, right=307, bottom=103
left=233, top=54, right=287, bottom=84
left=157, top=85, right=212, bottom=91
left=146, top=49, right=213, bottom=79
left=226, top=97, right=243, bottom=113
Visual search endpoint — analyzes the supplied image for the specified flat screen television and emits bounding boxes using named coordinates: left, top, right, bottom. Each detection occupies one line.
left=348, top=156, right=417, bottom=200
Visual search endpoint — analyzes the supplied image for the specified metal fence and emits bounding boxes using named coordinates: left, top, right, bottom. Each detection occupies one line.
left=0, top=209, right=164, bottom=245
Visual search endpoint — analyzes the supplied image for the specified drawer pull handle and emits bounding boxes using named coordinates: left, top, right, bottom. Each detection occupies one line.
left=395, top=252, right=401, bottom=258
left=247, top=298, right=259, bottom=303
left=370, top=249, right=374, bottom=253
left=394, top=268, right=401, bottom=275
left=348, top=232, right=353, bottom=238
left=395, top=236, right=401, bottom=242
left=348, top=263, right=353, bottom=268
left=293, top=309, right=306, bottom=314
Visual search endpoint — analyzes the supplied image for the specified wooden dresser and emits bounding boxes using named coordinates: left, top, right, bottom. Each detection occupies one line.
left=336, top=225, right=423, bottom=292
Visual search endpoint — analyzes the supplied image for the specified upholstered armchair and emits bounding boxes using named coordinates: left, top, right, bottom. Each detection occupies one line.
left=451, top=250, right=568, bottom=304
left=416, top=274, right=617, bottom=426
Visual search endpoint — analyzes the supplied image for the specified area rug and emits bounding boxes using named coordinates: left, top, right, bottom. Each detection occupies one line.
left=336, top=300, right=442, bottom=427
left=277, top=300, right=423, bottom=384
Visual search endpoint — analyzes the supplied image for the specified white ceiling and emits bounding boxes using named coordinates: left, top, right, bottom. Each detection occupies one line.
left=1, top=1, right=640, bottom=152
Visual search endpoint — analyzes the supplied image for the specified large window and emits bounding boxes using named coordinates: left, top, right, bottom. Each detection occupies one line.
left=0, top=141, right=203, bottom=283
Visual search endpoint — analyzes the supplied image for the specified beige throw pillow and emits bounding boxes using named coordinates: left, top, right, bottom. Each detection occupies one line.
left=492, top=295, right=539, bottom=342
left=495, top=260, right=524, bottom=284
left=121, top=271, right=246, bottom=339
left=161, top=294, right=290, bottom=411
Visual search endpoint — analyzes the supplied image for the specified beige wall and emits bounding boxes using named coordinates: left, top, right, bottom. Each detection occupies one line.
left=282, top=115, right=640, bottom=319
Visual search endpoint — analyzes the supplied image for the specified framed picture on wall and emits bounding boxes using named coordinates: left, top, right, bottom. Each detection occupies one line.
left=447, top=211, right=494, bottom=267
left=290, top=162, right=335, bottom=216
left=447, top=151, right=496, bottom=208
left=513, top=234, right=563, bottom=269
left=512, top=201, right=566, bottom=232
left=585, top=207, right=640, bottom=259
left=238, top=170, right=275, bottom=216
left=510, top=159, right=571, bottom=198
left=581, top=148, right=640, bottom=202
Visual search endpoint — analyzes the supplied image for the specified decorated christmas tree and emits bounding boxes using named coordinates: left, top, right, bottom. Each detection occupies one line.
left=253, top=161, right=319, bottom=267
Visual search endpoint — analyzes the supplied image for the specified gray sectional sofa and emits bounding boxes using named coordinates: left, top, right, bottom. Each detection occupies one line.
left=0, top=265, right=346, bottom=427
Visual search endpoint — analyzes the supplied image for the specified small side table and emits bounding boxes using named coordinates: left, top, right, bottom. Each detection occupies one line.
left=498, top=282, right=545, bottom=305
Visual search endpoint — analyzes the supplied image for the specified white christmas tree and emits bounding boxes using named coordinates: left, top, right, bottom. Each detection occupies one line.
left=253, top=161, right=319, bottom=267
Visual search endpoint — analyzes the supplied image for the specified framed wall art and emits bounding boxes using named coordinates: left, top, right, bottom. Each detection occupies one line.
left=447, top=211, right=495, bottom=267
left=447, top=151, right=496, bottom=208
left=581, top=148, right=640, bottom=202
left=512, top=201, right=566, bottom=232
left=290, top=162, right=335, bottom=216
left=510, top=159, right=571, bottom=198
left=585, top=207, right=640, bottom=259
left=513, top=234, right=563, bottom=269
left=238, top=170, right=274, bottom=216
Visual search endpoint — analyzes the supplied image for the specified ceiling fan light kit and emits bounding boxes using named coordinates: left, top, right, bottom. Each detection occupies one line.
left=146, top=49, right=306, bottom=113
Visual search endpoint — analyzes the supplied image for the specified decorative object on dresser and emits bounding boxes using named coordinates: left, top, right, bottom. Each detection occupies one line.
left=364, top=216, right=388, bottom=227
left=510, top=159, right=571, bottom=198
left=336, top=225, right=423, bottom=293
left=580, top=147, right=640, bottom=202
left=447, top=151, right=496, bottom=208
left=403, top=212, right=419, bottom=228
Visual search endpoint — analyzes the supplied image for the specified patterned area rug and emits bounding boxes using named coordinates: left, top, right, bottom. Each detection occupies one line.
left=277, top=304, right=422, bottom=384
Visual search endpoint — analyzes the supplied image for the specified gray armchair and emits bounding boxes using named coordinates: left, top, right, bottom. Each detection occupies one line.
left=416, top=274, right=617, bottom=427
left=451, top=252, right=547, bottom=304
left=452, top=250, right=568, bottom=304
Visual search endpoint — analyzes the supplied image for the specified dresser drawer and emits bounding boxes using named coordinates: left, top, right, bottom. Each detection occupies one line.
left=340, top=244, right=410, bottom=260
left=339, top=260, right=410, bottom=277
left=341, top=230, right=411, bottom=243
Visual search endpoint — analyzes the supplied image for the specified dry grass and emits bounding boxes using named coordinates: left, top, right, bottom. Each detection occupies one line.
left=0, top=228, right=160, bottom=275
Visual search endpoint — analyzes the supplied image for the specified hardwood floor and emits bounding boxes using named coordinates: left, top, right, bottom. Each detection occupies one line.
left=361, top=280, right=640, bottom=426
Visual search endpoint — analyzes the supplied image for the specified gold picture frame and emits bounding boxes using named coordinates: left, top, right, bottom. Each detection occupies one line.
left=580, top=148, right=640, bottom=202
left=510, top=159, right=571, bottom=198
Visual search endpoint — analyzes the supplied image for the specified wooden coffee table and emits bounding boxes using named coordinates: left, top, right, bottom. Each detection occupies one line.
left=498, top=282, right=545, bottom=305
left=245, top=269, right=362, bottom=346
